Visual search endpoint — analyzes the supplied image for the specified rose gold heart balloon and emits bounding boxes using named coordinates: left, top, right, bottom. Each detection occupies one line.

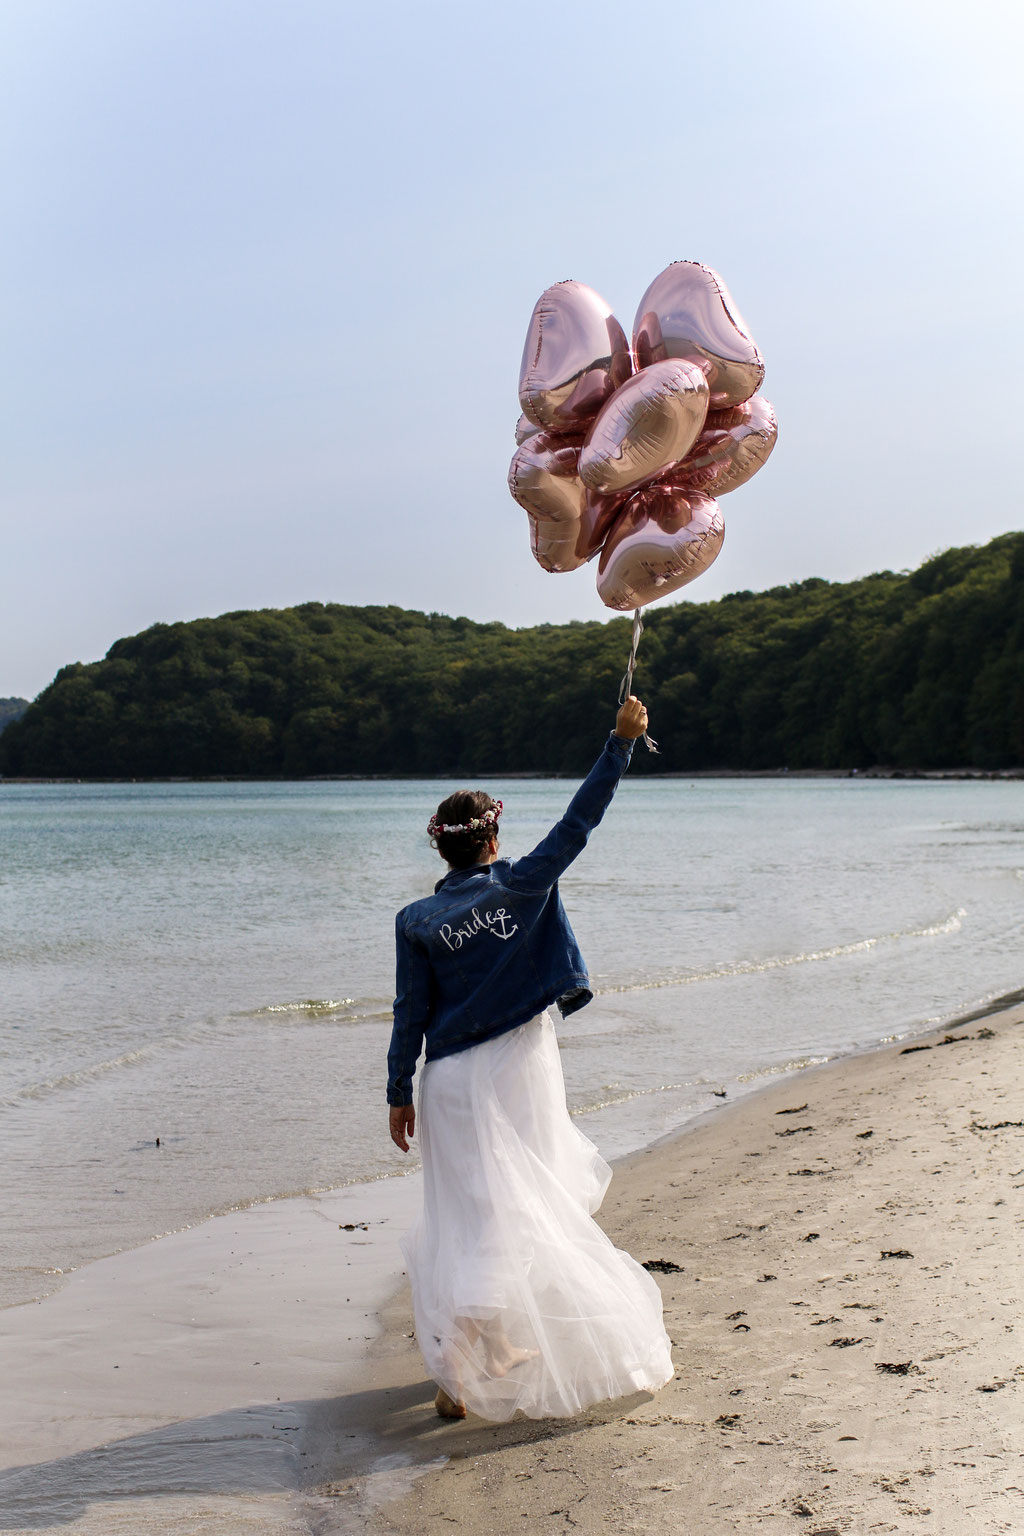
left=670, top=396, right=778, bottom=496
left=508, top=435, right=628, bottom=572
left=633, top=261, right=764, bottom=409
left=519, top=281, right=632, bottom=435
left=596, top=487, right=724, bottom=610
left=515, top=412, right=543, bottom=445
left=579, top=359, right=709, bottom=497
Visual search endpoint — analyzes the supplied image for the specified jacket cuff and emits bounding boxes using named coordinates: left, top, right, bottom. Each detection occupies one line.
left=609, top=731, right=635, bottom=758
left=387, top=1086, right=413, bottom=1107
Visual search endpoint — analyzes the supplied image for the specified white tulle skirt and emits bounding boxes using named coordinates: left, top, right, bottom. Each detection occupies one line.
left=401, top=1010, right=674, bottom=1421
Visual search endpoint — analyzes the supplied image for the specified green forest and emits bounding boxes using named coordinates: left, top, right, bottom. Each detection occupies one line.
left=0, top=698, right=29, bottom=734
left=2, top=532, right=1022, bottom=778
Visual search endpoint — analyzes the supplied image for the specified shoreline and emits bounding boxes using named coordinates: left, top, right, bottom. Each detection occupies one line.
left=1, top=989, right=1021, bottom=1532
left=3, top=767, right=1023, bottom=784
left=5, top=982, right=1017, bottom=1320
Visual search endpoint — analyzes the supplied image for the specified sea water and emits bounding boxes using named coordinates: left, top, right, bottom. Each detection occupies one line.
left=1, top=774, right=1022, bottom=1310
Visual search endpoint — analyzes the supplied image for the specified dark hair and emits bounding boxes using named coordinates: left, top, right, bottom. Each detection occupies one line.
left=429, top=789, right=500, bottom=869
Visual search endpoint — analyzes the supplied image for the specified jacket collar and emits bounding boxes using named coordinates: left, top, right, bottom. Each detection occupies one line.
left=434, top=861, right=499, bottom=894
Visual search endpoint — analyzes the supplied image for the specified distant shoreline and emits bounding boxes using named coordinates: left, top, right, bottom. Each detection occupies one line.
left=3, top=766, right=1023, bottom=785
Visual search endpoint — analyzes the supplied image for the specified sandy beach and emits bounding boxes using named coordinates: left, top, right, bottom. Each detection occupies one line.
left=334, top=997, right=1024, bottom=1536
left=1, top=997, right=1021, bottom=1535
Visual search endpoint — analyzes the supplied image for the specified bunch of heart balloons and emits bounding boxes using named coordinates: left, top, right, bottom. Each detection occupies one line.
left=507, top=261, right=777, bottom=611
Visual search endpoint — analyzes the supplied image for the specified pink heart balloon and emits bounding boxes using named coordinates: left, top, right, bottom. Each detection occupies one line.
left=596, top=487, right=724, bottom=611
left=514, top=412, right=542, bottom=445
left=508, top=434, right=628, bottom=573
left=633, top=261, right=764, bottom=409
left=669, top=396, right=778, bottom=497
left=519, top=281, right=632, bottom=436
left=579, top=359, right=709, bottom=497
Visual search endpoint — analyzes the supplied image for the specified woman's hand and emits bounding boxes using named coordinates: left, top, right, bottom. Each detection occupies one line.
left=615, top=695, right=649, bottom=740
left=390, top=1103, right=415, bottom=1152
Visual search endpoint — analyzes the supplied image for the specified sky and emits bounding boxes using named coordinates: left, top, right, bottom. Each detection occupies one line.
left=2, top=0, right=1022, bottom=700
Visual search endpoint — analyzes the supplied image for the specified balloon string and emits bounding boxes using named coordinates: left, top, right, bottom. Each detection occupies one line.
left=618, top=608, right=659, bottom=754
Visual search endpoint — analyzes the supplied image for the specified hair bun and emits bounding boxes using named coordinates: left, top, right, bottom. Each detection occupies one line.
left=427, top=800, right=502, bottom=839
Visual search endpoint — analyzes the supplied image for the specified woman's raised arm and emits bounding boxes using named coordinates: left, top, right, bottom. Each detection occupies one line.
left=506, top=697, right=648, bottom=895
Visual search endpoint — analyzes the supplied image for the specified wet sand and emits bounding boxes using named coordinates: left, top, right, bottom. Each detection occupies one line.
left=334, top=998, right=1024, bottom=1535
left=0, top=1176, right=421, bottom=1534
left=1, top=999, right=1021, bottom=1534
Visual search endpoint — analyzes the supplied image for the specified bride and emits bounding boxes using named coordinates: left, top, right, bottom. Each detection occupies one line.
left=386, top=696, right=673, bottom=1421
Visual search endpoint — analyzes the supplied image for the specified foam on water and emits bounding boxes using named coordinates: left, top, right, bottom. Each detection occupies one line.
left=594, top=906, right=967, bottom=996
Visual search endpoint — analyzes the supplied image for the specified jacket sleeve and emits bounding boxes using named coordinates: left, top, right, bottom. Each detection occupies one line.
left=506, top=732, right=634, bottom=895
left=387, top=912, right=433, bottom=1106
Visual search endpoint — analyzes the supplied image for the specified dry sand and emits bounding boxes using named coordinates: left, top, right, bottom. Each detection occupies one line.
left=321, top=1000, right=1024, bottom=1535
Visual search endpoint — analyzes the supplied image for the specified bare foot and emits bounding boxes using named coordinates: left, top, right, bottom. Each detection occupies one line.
left=487, top=1343, right=540, bottom=1379
left=435, top=1386, right=466, bottom=1419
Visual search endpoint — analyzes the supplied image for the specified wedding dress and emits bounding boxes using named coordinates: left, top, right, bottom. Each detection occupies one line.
left=401, top=1010, right=674, bottom=1420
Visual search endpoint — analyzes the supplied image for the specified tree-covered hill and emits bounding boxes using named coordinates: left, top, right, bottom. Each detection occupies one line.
left=0, top=698, right=29, bottom=734
left=2, top=532, right=1022, bottom=778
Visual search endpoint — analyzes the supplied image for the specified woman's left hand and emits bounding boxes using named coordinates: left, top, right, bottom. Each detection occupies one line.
left=389, top=1104, right=415, bottom=1152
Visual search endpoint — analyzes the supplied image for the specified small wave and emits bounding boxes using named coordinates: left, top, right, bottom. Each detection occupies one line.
left=571, top=1051, right=835, bottom=1116
left=140, top=1163, right=424, bottom=1237
left=246, top=997, right=392, bottom=1024
left=0, top=995, right=392, bottom=1112
left=736, top=1053, right=832, bottom=1082
left=946, top=822, right=1024, bottom=836
left=571, top=1080, right=693, bottom=1115
left=0, top=1037, right=192, bottom=1110
left=594, top=908, right=966, bottom=998
left=914, top=909, right=967, bottom=937
left=255, top=998, right=355, bottom=1015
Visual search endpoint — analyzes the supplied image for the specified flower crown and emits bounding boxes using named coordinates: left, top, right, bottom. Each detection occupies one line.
left=427, top=801, right=502, bottom=839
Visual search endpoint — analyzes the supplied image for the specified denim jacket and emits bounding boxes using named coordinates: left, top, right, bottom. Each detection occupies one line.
left=386, top=732, right=634, bottom=1105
